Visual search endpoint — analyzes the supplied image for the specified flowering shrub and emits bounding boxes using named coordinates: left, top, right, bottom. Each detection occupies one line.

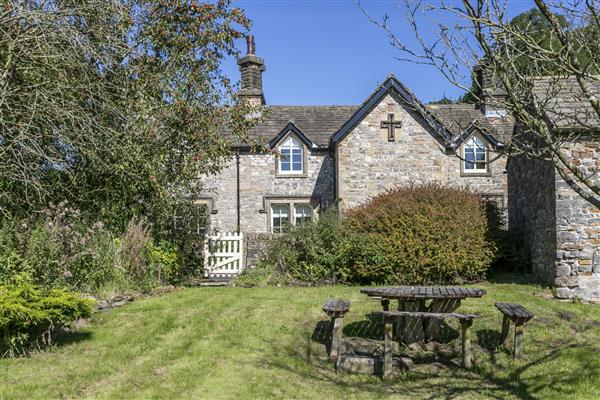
left=0, top=202, right=117, bottom=291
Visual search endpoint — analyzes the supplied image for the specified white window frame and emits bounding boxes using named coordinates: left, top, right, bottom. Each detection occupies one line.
left=277, top=135, right=304, bottom=175
left=461, top=135, right=489, bottom=175
left=270, top=204, right=290, bottom=234
left=269, top=201, right=315, bottom=233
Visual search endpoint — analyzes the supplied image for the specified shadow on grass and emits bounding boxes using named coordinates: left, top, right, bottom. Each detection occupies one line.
left=52, top=329, right=93, bottom=347
left=486, top=272, right=540, bottom=286
left=271, top=322, right=599, bottom=400
left=318, top=312, right=461, bottom=344
left=1, top=330, right=92, bottom=358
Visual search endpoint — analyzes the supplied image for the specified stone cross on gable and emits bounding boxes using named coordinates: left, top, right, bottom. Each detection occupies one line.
left=381, top=113, right=401, bottom=142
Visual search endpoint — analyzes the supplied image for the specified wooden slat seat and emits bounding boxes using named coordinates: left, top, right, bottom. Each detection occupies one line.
left=322, top=299, right=350, bottom=362
left=374, top=310, right=481, bottom=378
left=494, top=302, right=534, bottom=359
left=322, top=299, right=350, bottom=318
left=377, top=310, right=481, bottom=320
left=495, top=302, right=534, bottom=322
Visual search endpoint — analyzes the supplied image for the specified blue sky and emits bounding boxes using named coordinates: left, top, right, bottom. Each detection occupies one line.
left=223, top=0, right=535, bottom=105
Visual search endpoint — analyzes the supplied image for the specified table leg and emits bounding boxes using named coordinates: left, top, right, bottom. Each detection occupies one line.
left=513, top=321, right=524, bottom=359
left=500, top=315, right=510, bottom=346
left=398, top=299, right=425, bottom=344
left=460, top=319, right=473, bottom=369
left=330, top=316, right=343, bottom=362
left=381, top=298, right=390, bottom=311
left=383, top=315, right=394, bottom=379
left=425, top=298, right=461, bottom=342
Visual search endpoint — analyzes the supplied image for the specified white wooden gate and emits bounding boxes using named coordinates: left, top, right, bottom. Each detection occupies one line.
left=203, top=232, right=244, bottom=279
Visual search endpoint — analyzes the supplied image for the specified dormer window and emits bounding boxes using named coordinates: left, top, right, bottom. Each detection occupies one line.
left=462, top=135, right=488, bottom=174
left=278, top=136, right=303, bottom=175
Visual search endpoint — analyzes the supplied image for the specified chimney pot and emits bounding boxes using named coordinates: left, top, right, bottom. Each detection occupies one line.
left=247, top=35, right=255, bottom=55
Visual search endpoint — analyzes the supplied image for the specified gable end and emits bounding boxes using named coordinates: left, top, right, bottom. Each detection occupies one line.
left=268, top=122, right=316, bottom=150
left=330, top=75, right=453, bottom=146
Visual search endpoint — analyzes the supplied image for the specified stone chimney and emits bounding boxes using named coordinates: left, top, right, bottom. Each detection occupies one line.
left=473, top=61, right=508, bottom=118
left=237, top=35, right=265, bottom=106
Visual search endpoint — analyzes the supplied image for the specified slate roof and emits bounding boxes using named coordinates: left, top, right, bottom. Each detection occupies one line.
left=426, top=103, right=514, bottom=145
left=224, top=105, right=357, bottom=147
left=225, top=76, right=518, bottom=149
left=532, top=76, right=600, bottom=131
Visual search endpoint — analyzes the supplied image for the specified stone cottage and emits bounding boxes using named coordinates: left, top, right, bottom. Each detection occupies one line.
left=200, top=36, right=600, bottom=302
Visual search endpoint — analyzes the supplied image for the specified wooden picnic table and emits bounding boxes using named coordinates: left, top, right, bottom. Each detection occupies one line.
left=360, top=286, right=486, bottom=343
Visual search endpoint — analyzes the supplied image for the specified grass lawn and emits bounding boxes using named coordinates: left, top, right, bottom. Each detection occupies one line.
left=1, top=275, right=599, bottom=399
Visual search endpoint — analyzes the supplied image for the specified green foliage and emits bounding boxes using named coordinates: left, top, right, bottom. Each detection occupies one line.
left=236, top=209, right=343, bottom=286
left=244, top=185, right=497, bottom=286
left=341, top=185, right=495, bottom=285
left=0, top=221, right=31, bottom=286
left=0, top=203, right=118, bottom=292
left=506, top=8, right=570, bottom=76
left=0, top=284, right=93, bottom=357
left=0, top=203, right=191, bottom=295
left=147, top=241, right=183, bottom=285
left=0, top=1, right=256, bottom=235
left=428, top=96, right=456, bottom=105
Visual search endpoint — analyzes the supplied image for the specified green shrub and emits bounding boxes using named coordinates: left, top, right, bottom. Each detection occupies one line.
left=20, top=202, right=118, bottom=292
left=245, top=184, right=497, bottom=286
left=236, top=209, right=343, bottom=286
left=147, top=240, right=183, bottom=284
left=340, top=184, right=496, bottom=284
left=0, top=221, right=32, bottom=286
left=0, top=284, right=94, bottom=357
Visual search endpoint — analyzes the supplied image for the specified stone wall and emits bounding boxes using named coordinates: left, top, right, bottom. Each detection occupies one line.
left=200, top=149, right=334, bottom=234
left=508, top=137, right=600, bottom=302
left=245, top=233, right=274, bottom=268
left=507, top=153, right=557, bottom=284
left=336, top=93, right=508, bottom=212
left=553, top=139, right=600, bottom=301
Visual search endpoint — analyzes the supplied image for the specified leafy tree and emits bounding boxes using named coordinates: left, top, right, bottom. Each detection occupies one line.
left=0, top=0, right=254, bottom=230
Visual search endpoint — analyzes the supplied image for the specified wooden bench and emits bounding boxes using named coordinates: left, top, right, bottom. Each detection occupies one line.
left=322, top=299, right=350, bottom=362
left=376, top=311, right=481, bottom=378
left=495, top=302, right=534, bottom=359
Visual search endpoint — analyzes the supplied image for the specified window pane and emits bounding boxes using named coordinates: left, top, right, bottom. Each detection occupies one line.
left=295, top=204, right=312, bottom=225
left=278, top=137, right=303, bottom=174
left=174, top=203, right=209, bottom=236
left=271, top=204, right=290, bottom=233
left=280, top=148, right=291, bottom=171
left=464, top=148, right=474, bottom=169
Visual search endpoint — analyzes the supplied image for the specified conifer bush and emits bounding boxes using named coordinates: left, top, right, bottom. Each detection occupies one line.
left=0, top=284, right=94, bottom=357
